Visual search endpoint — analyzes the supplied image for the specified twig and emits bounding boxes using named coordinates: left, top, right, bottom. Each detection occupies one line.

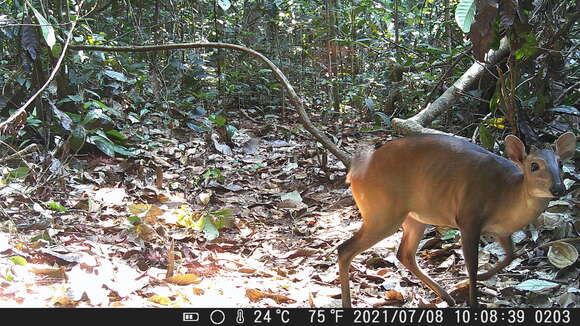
left=537, top=237, right=580, bottom=249
left=0, top=142, right=39, bottom=164
left=421, top=49, right=471, bottom=110
left=555, top=80, right=580, bottom=105
left=0, top=1, right=84, bottom=134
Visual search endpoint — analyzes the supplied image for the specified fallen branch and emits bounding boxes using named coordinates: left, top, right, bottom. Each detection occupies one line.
left=392, top=39, right=510, bottom=136
left=69, top=42, right=351, bottom=166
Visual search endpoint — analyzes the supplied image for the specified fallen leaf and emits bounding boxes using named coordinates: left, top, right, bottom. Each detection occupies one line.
left=376, top=268, right=393, bottom=276
left=127, top=203, right=152, bottom=215
left=192, top=287, right=204, bottom=295
left=245, top=289, right=296, bottom=304
left=211, top=133, right=233, bottom=155
left=242, top=138, right=260, bottom=154
left=436, top=253, right=455, bottom=269
left=135, top=223, right=158, bottom=242
left=148, top=295, right=172, bottom=305
left=40, top=249, right=82, bottom=263
left=246, top=288, right=267, bottom=302
left=385, top=289, right=404, bottom=302
left=514, top=279, right=560, bottom=292
left=52, top=296, right=75, bottom=307
left=198, top=192, right=212, bottom=205
left=239, top=268, right=257, bottom=274
left=360, top=273, right=385, bottom=283
left=165, top=273, right=201, bottom=285
left=94, top=187, right=126, bottom=206
left=286, top=248, right=317, bottom=259
left=547, top=242, right=578, bottom=269
left=30, top=266, right=66, bottom=279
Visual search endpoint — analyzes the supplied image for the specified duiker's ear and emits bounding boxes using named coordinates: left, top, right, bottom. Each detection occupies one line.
left=505, top=135, right=526, bottom=165
left=555, top=132, right=576, bottom=162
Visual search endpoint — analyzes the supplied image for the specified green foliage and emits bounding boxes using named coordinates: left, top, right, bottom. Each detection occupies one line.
left=440, top=229, right=460, bottom=241
left=9, top=256, right=27, bottom=266
left=196, top=209, right=234, bottom=241
left=45, top=201, right=68, bottom=212
left=455, top=0, right=476, bottom=33
left=208, top=113, right=237, bottom=139
left=0, top=0, right=576, bottom=162
left=176, top=206, right=233, bottom=241
left=203, top=168, right=224, bottom=183
left=127, top=215, right=142, bottom=225
left=478, top=124, right=494, bottom=150
left=515, top=32, right=538, bottom=60
left=30, top=4, right=55, bottom=49
left=2, top=167, right=30, bottom=183
left=30, top=231, right=52, bottom=242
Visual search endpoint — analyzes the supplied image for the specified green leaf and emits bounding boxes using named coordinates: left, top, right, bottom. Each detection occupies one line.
left=210, top=209, right=235, bottom=229
left=201, top=216, right=219, bottom=240
left=59, top=95, right=84, bottom=104
left=209, top=209, right=234, bottom=217
left=105, top=130, right=128, bottom=141
left=31, top=231, right=52, bottom=242
left=113, top=145, right=135, bottom=157
left=83, top=100, right=108, bottom=110
left=490, top=20, right=501, bottom=50
left=372, top=111, right=392, bottom=127
left=70, top=125, right=87, bottom=153
left=2, top=269, right=15, bottom=282
left=533, top=93, right=546, bottom=114
left=217, top=0, right=231, bottom=11
left=546, top=106, right=579, bottom=116
left=208, top=114, right=226, bottom=127
left=9, top=256, right=27, bottom=266
left=225, top=125, right=237, bottom=138
left=479, top=125, right=494, bottom=150
left=8, top=167, right=30, bottom=180
left=90, top=135, right=115, bottom=157
left=203, top=168, right=223, bottom=182
left=515, top=32, right=538, bottom=60
left=104, top=70, right=128, bottom=82
left=440, top=229, right=460, bottom=241
left=514, top=279, right=559, bottom=292
left=489, top=87, right=502, bottom=114
left=51, top=43, right=62, bottom=57
left=30, top=5, right=55, bottom=49
left=455, top=0, right=476, bottom=33
left=364, top=98, right=374, bottom=110
left=45, top=201, right=67, bottom=212
left=82, top=108, right=113, bottom=127
left=127, top=216, right=142, bottom=225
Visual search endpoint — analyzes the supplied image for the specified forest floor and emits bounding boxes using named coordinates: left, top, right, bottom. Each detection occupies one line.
left=0, top=108, right=578, bottom=308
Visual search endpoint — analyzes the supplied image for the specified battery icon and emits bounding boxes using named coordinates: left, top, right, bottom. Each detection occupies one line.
left=183, top=312, right=200, bottom=322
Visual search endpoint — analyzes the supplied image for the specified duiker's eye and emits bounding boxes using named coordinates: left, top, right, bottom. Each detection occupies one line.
left=531, top=162, right=540, bottom=172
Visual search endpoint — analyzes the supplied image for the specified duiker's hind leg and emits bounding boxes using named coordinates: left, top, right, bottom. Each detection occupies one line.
left=338, top=213, right=404, bottom=307
left=397, top=216, right=455, bottom=305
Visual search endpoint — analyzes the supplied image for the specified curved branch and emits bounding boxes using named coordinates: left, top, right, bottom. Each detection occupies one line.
left=69, top=42, right=351, bottom=166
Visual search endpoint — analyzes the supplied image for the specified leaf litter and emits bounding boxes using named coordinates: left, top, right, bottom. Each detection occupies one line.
left=0, top=114, right=578, bottom=308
